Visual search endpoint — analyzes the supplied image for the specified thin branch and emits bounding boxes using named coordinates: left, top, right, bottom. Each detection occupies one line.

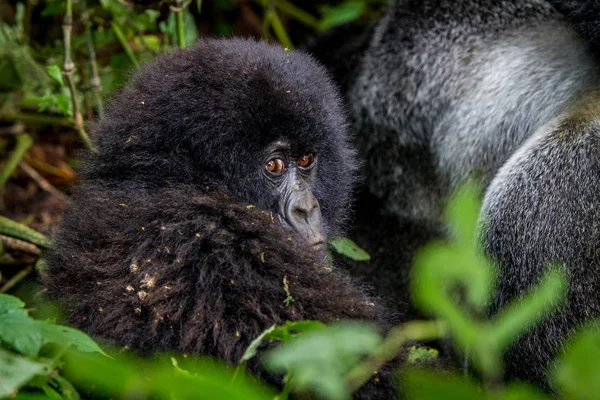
left=19, top=161, right=67, bottom=201
left=112, top=22, right=140, bottom=68
left=0, top=134, right=33, bottom=188
left=262, top=9, right=272, bottom=41
left=171, top=0, right=191, bottom=48
left=62, top=0, right=95, bottom=151
left=0, top=266, right=33, bottom=293
left=268, top=9, right=293, bottom=49
left=79, top=59, right=94, bottom=120
left=0, top=111, right=73, bottom=127
left=173, top=0, right=185, bottom=48
left=80, top=0, right=104, bottom=118
left=0, top=234, right=41, bottom=256
left=345, top=320, right=447, bottom=393
left=0, top=215, right=52, bottom=249
left=275, top=0, right=321, bottom=31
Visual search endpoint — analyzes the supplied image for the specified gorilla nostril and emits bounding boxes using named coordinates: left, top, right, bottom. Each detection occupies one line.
left=292, top=201, right=319, bottom=222
left=292, top=206, right=309, bottom=222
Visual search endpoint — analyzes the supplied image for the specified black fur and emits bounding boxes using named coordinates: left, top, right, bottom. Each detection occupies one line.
left=43, top=39, right=397, bottom=398
left=547, top=0, right=600, bottom=49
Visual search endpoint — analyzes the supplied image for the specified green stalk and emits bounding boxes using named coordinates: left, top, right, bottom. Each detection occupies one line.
left=262, top=9, right=272, bottom=41
left=81, top=0, right=104, bottom=118
left=0, top=134, right=33, bottom=188
left=0, top=111, right=73, bottom=126
left=345, top=320, right=446, bottom=393
left=174, top=0, right=186, bottom=48
left=275, top=0, right=321, bottom=31
left=269, top=9, right=293, bottom=49
left=0, top=215, right=51, bottom=248
left=112, top=22, right=140, bottom=68
left=63, top=0, right=94, bottom=151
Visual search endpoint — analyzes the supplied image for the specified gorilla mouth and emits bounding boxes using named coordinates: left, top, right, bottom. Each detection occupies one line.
left=311, top=240, right=325, bottom=250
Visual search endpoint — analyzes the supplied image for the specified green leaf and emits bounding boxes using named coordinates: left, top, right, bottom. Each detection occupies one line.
left=319, top=1, right=365, bottom=29
left=330, top=237, right=371, bottom=261
left=489, top=266, right=567, bottom=350
left=134, top=35, right=160, bottom=52
left=0, top=294, right=105, bottom=357
left=553, top=320, right=600, bottom=399
left=37, top=96, right=55, bottom=113
left=46, top=65, right=64, bottom=86
left=402, top=370, right=481, bottom=400
left=0, top=349, right=49, bottom=398
left=41, top=0, right=65, bottom=17
left=53, top=93, right=71, bottom=116
left=36, top=323, right=107, bottom=356
left=152, top=359, right=274, bottom=400
left=0, top=308, right=42, bottom=357
left=264, top=322, right=381, bottom=400
left=21, top=96, right=47, bottom=106
left=240, top=325, right=276, bottom=363
left=501, top=383, right=550, bottom=400
left=51, top=374, right=81, bottom=400
left=130, top=9, right=161, bottom=32
left=407, top=345, right=439, bottom=364
left=182, top=8, right=198, bottom=46
left=64, top=351, right=275, bottom=400
left=0, top=293, right=25, bottom=313
left=166, top=10, right=198, bottom=48
left=241, top=321, right=326, bottom=363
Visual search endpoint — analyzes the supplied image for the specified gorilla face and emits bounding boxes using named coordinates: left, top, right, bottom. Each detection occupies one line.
left=88, top=39, right=357, bottom=245
left=262, top=139, right=324, bottom=249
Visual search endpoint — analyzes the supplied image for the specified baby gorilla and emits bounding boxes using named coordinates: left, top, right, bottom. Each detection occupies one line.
left=42, top=39, right=396, bottom=398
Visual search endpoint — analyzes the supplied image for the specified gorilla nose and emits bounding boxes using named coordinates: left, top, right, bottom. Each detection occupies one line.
left=286, top=192, right=324, bottom=247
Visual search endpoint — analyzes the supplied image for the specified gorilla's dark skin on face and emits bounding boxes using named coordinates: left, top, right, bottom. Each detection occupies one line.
left=263, top=139, right=325, bottom=250
left=43, top=39, right=398, bottom=399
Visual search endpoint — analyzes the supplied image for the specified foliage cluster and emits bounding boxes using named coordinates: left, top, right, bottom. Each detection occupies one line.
left=1, top=187, right=600, bottom=400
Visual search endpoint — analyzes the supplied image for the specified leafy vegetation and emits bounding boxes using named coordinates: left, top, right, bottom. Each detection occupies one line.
left=1, top=187, right=598, bottom=400
left=1, top=1, right=599, bottom=399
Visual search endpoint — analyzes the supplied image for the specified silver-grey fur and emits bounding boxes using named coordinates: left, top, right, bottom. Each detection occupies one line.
left=308, top=0, right=600, bottom=388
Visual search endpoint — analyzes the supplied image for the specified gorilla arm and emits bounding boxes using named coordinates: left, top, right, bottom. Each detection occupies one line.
left=481, top=100, right=600, bottom=386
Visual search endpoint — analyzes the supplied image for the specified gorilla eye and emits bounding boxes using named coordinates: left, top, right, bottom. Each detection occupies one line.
left=266, top=158, right=285, bottom=174
left=298, top=154, right=315, bottom=169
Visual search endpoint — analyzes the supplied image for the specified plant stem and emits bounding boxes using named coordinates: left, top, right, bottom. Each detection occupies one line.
left=19, top=161, right=67, bottom=201
left=112, top=22, right=140, bottom=68
left=172, top=0, right=187, bottom=48
left=0, top=215, right=52, bottom=248
left=63, top=0, right=94, bottom=151
left=0, top=266, right=33, bottom=293
left=80, top=0, right=104, bottom=118
left=0, top=134, right=32, bottom=188
left=262, top=9, right=272, bottom=41
left=345, top=320, right=447, bottom=393
left=0, top=111, right=73, bottom=126
left=275, top=0, right=321, bottom=31
left=0, top=234, right=41, bottom=256
left=268, top=9, right=293, bottom=49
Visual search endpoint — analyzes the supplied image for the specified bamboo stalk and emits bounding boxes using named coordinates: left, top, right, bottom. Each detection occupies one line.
left=80, top=0, right=104, bottom=118
left=62, top=0, right=94, bottom=151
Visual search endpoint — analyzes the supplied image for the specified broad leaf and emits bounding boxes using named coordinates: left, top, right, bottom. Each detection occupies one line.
left=46, top=65, right=64, bottom=86
left=264, top=322, right=381, bottom=400
left=330, top=238, right=370, bottom=261
left=0, top=349, right=49, bottom=398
